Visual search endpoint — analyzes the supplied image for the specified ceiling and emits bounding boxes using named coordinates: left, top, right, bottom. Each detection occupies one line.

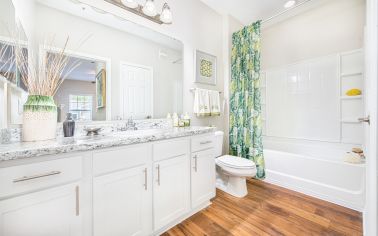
left=200, top=0, right=308, bottom=25
left=63, top=56, right=99, bottom=82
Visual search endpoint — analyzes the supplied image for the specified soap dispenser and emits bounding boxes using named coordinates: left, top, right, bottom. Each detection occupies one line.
left=172, top=113, right=179, bottom=127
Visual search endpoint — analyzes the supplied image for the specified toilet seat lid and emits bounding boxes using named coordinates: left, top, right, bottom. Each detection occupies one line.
left=217, top=155, right=256, bottom=169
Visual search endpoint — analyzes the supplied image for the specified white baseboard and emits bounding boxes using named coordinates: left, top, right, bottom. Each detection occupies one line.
left=264, top=169, right=364, bottom=212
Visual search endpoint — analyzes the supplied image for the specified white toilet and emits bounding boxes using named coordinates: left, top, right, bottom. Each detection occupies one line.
left=214, top=131, right=257, bottom=198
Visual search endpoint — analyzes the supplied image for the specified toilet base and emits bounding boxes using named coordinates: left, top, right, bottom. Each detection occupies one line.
left=216, top=169, right=248, bottom=198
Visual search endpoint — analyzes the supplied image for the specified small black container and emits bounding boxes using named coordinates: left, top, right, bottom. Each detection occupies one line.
left=63, top=113, right=75, bottom=137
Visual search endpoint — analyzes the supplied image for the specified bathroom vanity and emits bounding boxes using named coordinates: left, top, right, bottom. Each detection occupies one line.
left=0, top=127, right=216, bottom=235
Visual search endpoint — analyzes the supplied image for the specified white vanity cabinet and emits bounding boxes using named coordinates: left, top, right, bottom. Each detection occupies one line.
left=152, top=139, right=190, bottom=231
left=93, top=145, right=153, bottom=236
left=0, top=155, right=84, bottom=236
left=93, top=165, right=152, bottom=236
left=0, top=183, right=82, bottom=236
left=191, top=135, right=216, bottom=208
left=0, top=132, right=216, bottom=236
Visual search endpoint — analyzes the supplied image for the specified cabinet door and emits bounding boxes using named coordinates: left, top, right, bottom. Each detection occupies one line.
left=0, top=183, right=82, bottom=236
left=153, top=155, right=190, bottom=231
left=93, top=165, right=152, bottom=236
left=191, top=148, right=216, bottom=208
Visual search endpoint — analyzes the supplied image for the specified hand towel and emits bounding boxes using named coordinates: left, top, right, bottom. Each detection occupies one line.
left=210, top=90, right=221, bottom=116
left=193, top=88, right=211, bottom=117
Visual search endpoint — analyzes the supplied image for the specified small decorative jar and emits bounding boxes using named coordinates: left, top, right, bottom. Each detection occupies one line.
left=63, top=113, right=75, bottom=137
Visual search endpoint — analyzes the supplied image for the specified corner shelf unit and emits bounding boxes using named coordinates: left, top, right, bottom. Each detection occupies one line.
left=339, top=49, right=364, bottom=144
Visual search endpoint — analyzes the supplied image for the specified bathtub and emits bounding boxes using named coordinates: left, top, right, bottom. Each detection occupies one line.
left=263, top=139, right=365, bottom=211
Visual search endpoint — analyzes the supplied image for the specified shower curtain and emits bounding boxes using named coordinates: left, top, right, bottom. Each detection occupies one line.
left=229, top=21, right=265, bottom=179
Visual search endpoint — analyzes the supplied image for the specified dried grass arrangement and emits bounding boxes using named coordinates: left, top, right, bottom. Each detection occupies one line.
left=15, top=37, right=81, bottom=96
left=0, top=42, right=16, bottom=82
left=12, top=36, right=83, bottom=142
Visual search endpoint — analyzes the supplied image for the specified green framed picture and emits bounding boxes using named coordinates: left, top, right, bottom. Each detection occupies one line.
left=96, top=69, right=106, bottom=108
left=195, top=50, right=217, bottom=85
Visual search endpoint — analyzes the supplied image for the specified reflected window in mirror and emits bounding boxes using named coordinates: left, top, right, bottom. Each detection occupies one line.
left=69, top=95, right=93, bottom=121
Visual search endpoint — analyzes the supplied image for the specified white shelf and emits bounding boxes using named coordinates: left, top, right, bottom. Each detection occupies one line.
left=341, top=72, right=363, bottom=77
left=341, top=119, right=361, bottom=124
left=340, top=95, right=363, bottom=100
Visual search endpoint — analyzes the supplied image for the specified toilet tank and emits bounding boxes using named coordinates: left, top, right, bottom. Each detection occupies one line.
left=214, top=131, right=224, bottom=157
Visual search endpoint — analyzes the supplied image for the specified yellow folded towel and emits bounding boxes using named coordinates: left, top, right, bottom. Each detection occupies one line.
left=346, top=88, right=362, bottom=96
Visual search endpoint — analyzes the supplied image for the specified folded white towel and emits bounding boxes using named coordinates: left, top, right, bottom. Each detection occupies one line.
left=210, top=90, right=221, bottom=116
left=193, top=88, right=211, bottom=117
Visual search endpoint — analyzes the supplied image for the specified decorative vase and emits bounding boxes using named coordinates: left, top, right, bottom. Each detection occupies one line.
left=22, top=95, right=57, bottom=142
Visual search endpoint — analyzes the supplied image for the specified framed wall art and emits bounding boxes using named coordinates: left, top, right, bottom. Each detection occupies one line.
left=195, top=50, right=217, bottom=85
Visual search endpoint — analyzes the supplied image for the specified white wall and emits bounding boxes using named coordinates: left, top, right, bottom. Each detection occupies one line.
left=35, top=3, right=182, bottom=119
left=261, top=0, right=366, bottom=70
left=0, top=0, right=17, bottom=38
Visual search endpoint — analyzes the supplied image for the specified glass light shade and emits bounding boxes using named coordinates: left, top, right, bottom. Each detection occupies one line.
left=142, top=0, right=157, bottom=17
left=121, top=0, right=138, bottom=9
left=160, top=3, right=172, bottom=24
left=284, top=0, right=296, bottom=8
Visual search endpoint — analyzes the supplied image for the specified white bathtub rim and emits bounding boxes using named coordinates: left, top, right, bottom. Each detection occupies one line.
left=264, top=149, right=366, bottom=168
left=264, top=169, right=365, bottom=212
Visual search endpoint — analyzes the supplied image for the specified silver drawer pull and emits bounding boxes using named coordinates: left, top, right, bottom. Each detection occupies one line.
left=156, top=165, right=160, bottom=186
left=13, top=171, right=62, bottom=183
left=75, top=186, right=80, bottom=216
left=193, top=155, right=198, bottom=172
left=143, top=168, right=148, bottom=190
left=200, top=141, right=212, bottom=145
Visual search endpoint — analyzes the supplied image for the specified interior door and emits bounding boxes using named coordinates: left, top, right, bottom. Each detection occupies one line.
left=93, top=165, right=152, bottom=236
left=120, top=63, right=153, bottom=119
left=363, top=0, right=377, bottom=234
left=0, top=183, right=81, bottom=236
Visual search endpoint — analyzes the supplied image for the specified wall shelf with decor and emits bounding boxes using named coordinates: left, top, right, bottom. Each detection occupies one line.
left=341, top=95, right=363, bottom=100
left=339, top=49, right=364, bottom=144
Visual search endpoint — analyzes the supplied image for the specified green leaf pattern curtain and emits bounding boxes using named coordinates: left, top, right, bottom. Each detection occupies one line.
left=230, top=21, right=265, bottom=179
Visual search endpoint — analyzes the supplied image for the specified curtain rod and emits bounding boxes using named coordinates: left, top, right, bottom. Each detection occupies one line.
left=261, top=0, right=313, bottom=24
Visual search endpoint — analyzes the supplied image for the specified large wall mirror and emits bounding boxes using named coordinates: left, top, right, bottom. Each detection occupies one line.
left=4, top=0, right=183, bottom=126
left=0, top=0, right=28, bottom=129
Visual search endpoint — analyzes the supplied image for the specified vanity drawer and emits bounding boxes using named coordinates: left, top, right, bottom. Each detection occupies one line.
left=0, top=156, right=82, bottom=199
left=153, top=138, right=190, bottom=162
left=93, top=144, right=152, bottom=175
left=191, top=134, right=215, bottom=152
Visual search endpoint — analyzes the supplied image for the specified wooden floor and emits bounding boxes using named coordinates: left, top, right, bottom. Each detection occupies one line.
left=163, top=179, right=362, bottom=236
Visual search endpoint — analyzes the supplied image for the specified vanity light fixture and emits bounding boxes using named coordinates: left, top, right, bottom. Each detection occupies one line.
left=284, top=0, right=296, bottom=8
left=142, top=0, right=158, bottom=17
left=104, top=0, right=173, bottom=25
left=160, top=3, right=172, bottom=24
left=121, top=0, right=138, bottom=9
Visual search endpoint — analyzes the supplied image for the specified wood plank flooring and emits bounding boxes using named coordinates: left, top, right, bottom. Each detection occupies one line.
left=162, top=179, right=362, bottom=236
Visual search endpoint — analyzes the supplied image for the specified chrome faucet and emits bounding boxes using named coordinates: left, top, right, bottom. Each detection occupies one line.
left=125, top=117, right=138, bottom=130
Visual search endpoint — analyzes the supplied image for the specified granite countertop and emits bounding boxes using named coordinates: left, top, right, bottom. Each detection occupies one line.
left=0, top=126, right=216, bottom=162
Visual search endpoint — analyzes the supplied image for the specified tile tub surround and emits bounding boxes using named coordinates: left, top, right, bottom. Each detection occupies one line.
left=0, top=126, right=216, bottom=161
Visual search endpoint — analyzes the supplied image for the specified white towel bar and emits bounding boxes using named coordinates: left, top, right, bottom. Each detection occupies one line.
left=190, top=88, right=222, bottom=94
